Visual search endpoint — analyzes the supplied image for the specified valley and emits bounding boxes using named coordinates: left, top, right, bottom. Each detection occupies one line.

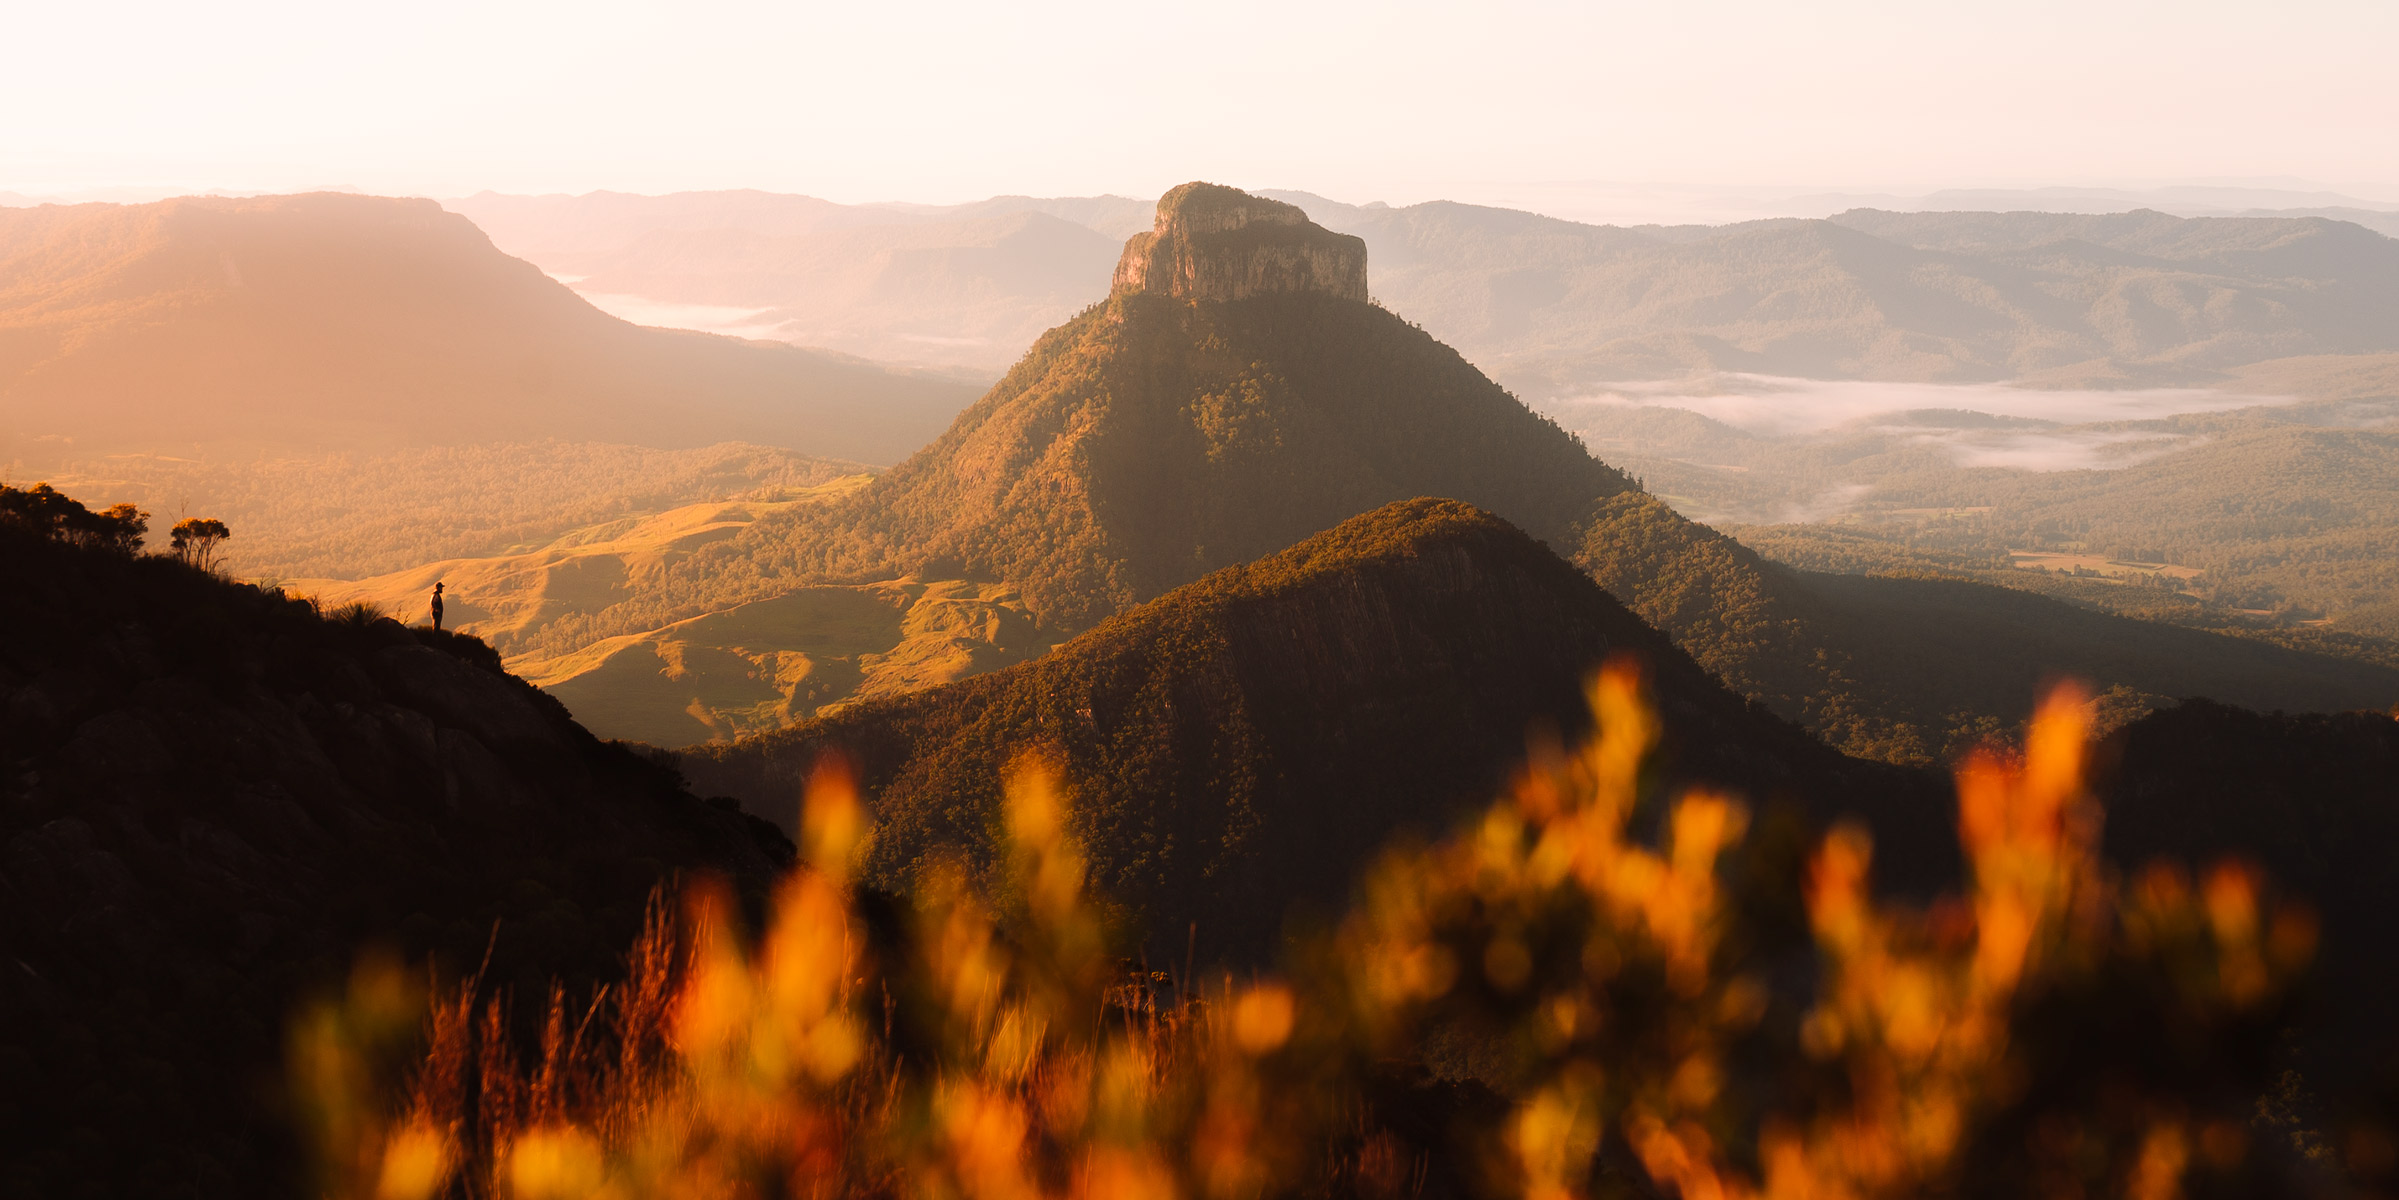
left=20, top=4, right=2399, bottom=1194
left=10, top=176, right=2399, bottom=1199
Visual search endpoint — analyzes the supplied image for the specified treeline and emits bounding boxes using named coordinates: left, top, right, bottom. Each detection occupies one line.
left=7, top=440, right=859, bottom=582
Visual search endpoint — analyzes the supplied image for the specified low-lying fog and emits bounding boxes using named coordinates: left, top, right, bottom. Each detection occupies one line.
left=1545, top=375, right=2278, bottom=443
left=1530, top=376, right=2297, bottom=525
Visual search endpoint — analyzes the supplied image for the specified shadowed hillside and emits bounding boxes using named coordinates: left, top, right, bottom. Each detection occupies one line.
left=0, top=487, right=789, bottom=1198
left=1578, top=491, right=2399, bottom=761
left=0, top=193, right=979, bottom=463
left=2098, top=700, right=2399, bottom=1093
left=685, top=499, right=1944, bottom=961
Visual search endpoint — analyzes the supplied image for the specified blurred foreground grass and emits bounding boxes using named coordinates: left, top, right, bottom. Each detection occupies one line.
left=295, top=662, right=2332, bottom=1199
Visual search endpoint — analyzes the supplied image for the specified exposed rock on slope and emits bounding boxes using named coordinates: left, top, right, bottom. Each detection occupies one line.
left=0, top=515, right=788, bottom=1198
left=685, top=499, right=1939, bottom=961
left=1111, top=183, right=1368, bottom=303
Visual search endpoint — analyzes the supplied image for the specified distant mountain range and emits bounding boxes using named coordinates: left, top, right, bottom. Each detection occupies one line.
left=1278, top=195, right=2399, bottom=396
left=0, top=193, right=979, bottom=465
left=446, top=190, right=1154, bottom=370
left=442, top=186, right=2399, bottom=396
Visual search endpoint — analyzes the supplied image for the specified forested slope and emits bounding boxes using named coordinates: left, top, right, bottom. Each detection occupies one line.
left=684, top=500, right=1943, bottom=961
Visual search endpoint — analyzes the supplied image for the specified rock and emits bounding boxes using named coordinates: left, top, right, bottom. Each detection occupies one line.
left=1111, top=182, right=1368, bottom=304
left=373, top=644, right=555, bottom=751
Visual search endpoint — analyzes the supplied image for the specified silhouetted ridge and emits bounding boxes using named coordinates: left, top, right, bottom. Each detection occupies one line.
left=0, top=498, right=788, bottom=1198
left=686, top=499, right=1938, bottom=962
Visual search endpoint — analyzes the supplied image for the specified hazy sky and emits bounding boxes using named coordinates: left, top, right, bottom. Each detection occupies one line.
left=7, top=0, right=2396, bottom=211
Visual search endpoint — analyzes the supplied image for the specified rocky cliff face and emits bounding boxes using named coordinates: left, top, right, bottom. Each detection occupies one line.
left=1110, top=182, right=1368, bottom=303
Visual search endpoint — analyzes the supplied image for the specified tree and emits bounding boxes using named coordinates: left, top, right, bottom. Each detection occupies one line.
left=88, top=503, right=148, bottom=555
left=0, top=483, right=147, bottom=554
left=170, top=517, right=232, bottom=572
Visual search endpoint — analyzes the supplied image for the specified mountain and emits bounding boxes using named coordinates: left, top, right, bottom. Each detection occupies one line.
left=446, top=189, right=1153, bottom=370
left=1277, top=195, right=2399, bottom=396
left=466, top=183, right=2394, bottom=761
left=0, top=487, right=791, bottom=1198
left=682, top=498, right=1943, bottom=961
left=454, top=184, right=2399, bottom=398
left=557, top=182, right=1632, bottom=646
left=0, top=193, right=980, bottom=464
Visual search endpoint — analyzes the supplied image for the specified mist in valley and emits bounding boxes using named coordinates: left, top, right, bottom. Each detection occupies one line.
left=10, top=4, right=2399, bottom=1197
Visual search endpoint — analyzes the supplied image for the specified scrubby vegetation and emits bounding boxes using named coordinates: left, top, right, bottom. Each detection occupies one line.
left=309, top=669, right=2348, bottom=1198
left=0, top=486, right=790, bottom=1197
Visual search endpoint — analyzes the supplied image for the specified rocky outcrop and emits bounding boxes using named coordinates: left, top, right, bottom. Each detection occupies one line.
left=1111, top=182, right=1368, bottom=303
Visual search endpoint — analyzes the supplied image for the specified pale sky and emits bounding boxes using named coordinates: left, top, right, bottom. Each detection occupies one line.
left=5, top=0, right=2396, bottom=213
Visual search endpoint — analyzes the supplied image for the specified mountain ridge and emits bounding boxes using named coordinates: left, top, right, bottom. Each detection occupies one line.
left=0, top=192, right=978, bottom=464
left=684, top=498, right=1945, bottom=959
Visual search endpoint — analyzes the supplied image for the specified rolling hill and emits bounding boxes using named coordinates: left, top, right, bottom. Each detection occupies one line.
left=0, top=192, right=980, bottom=464
left=1575, top=490, right=2399, bottom=762
left=1278, top=194, right=2399, bottom=396
left=446, top=189, right=1151, bottom=370
left=683, top=498, right=1944, bottom=961
left=445, top=185, right=2399, bottom=399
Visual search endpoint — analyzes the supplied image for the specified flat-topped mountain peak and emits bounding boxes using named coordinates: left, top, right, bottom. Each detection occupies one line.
left=1111, top=181, right=1368, bottom=302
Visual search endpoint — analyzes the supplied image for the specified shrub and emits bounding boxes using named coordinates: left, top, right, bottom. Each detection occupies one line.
left=299, top=667, right=2317, bottom=1198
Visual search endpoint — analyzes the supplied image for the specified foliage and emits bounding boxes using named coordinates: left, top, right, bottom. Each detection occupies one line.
left=170, top=516, right=233, bottom=572
left=0, top=480, right=147, bottom=554
left=312, top=666, right=2323, bottom=1198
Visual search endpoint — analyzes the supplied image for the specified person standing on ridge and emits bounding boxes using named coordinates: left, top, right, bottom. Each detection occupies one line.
left=430, top=581, right=445, bottom=632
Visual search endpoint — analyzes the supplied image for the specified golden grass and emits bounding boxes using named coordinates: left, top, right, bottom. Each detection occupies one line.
left=296, top=663, right=2315, bottom=1198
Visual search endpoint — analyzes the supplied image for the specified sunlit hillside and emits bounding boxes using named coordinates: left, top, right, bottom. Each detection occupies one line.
left=0, top=193, right=980, bottom=464
left=19, top=440, right=863, bottom=582
left=285, top=481, right=1054, bottom=745
left=448, top=189, right=1154, bottom=370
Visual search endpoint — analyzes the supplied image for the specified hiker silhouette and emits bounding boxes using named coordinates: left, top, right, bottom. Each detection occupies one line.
left=430, top=582, right=445, bottom=632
